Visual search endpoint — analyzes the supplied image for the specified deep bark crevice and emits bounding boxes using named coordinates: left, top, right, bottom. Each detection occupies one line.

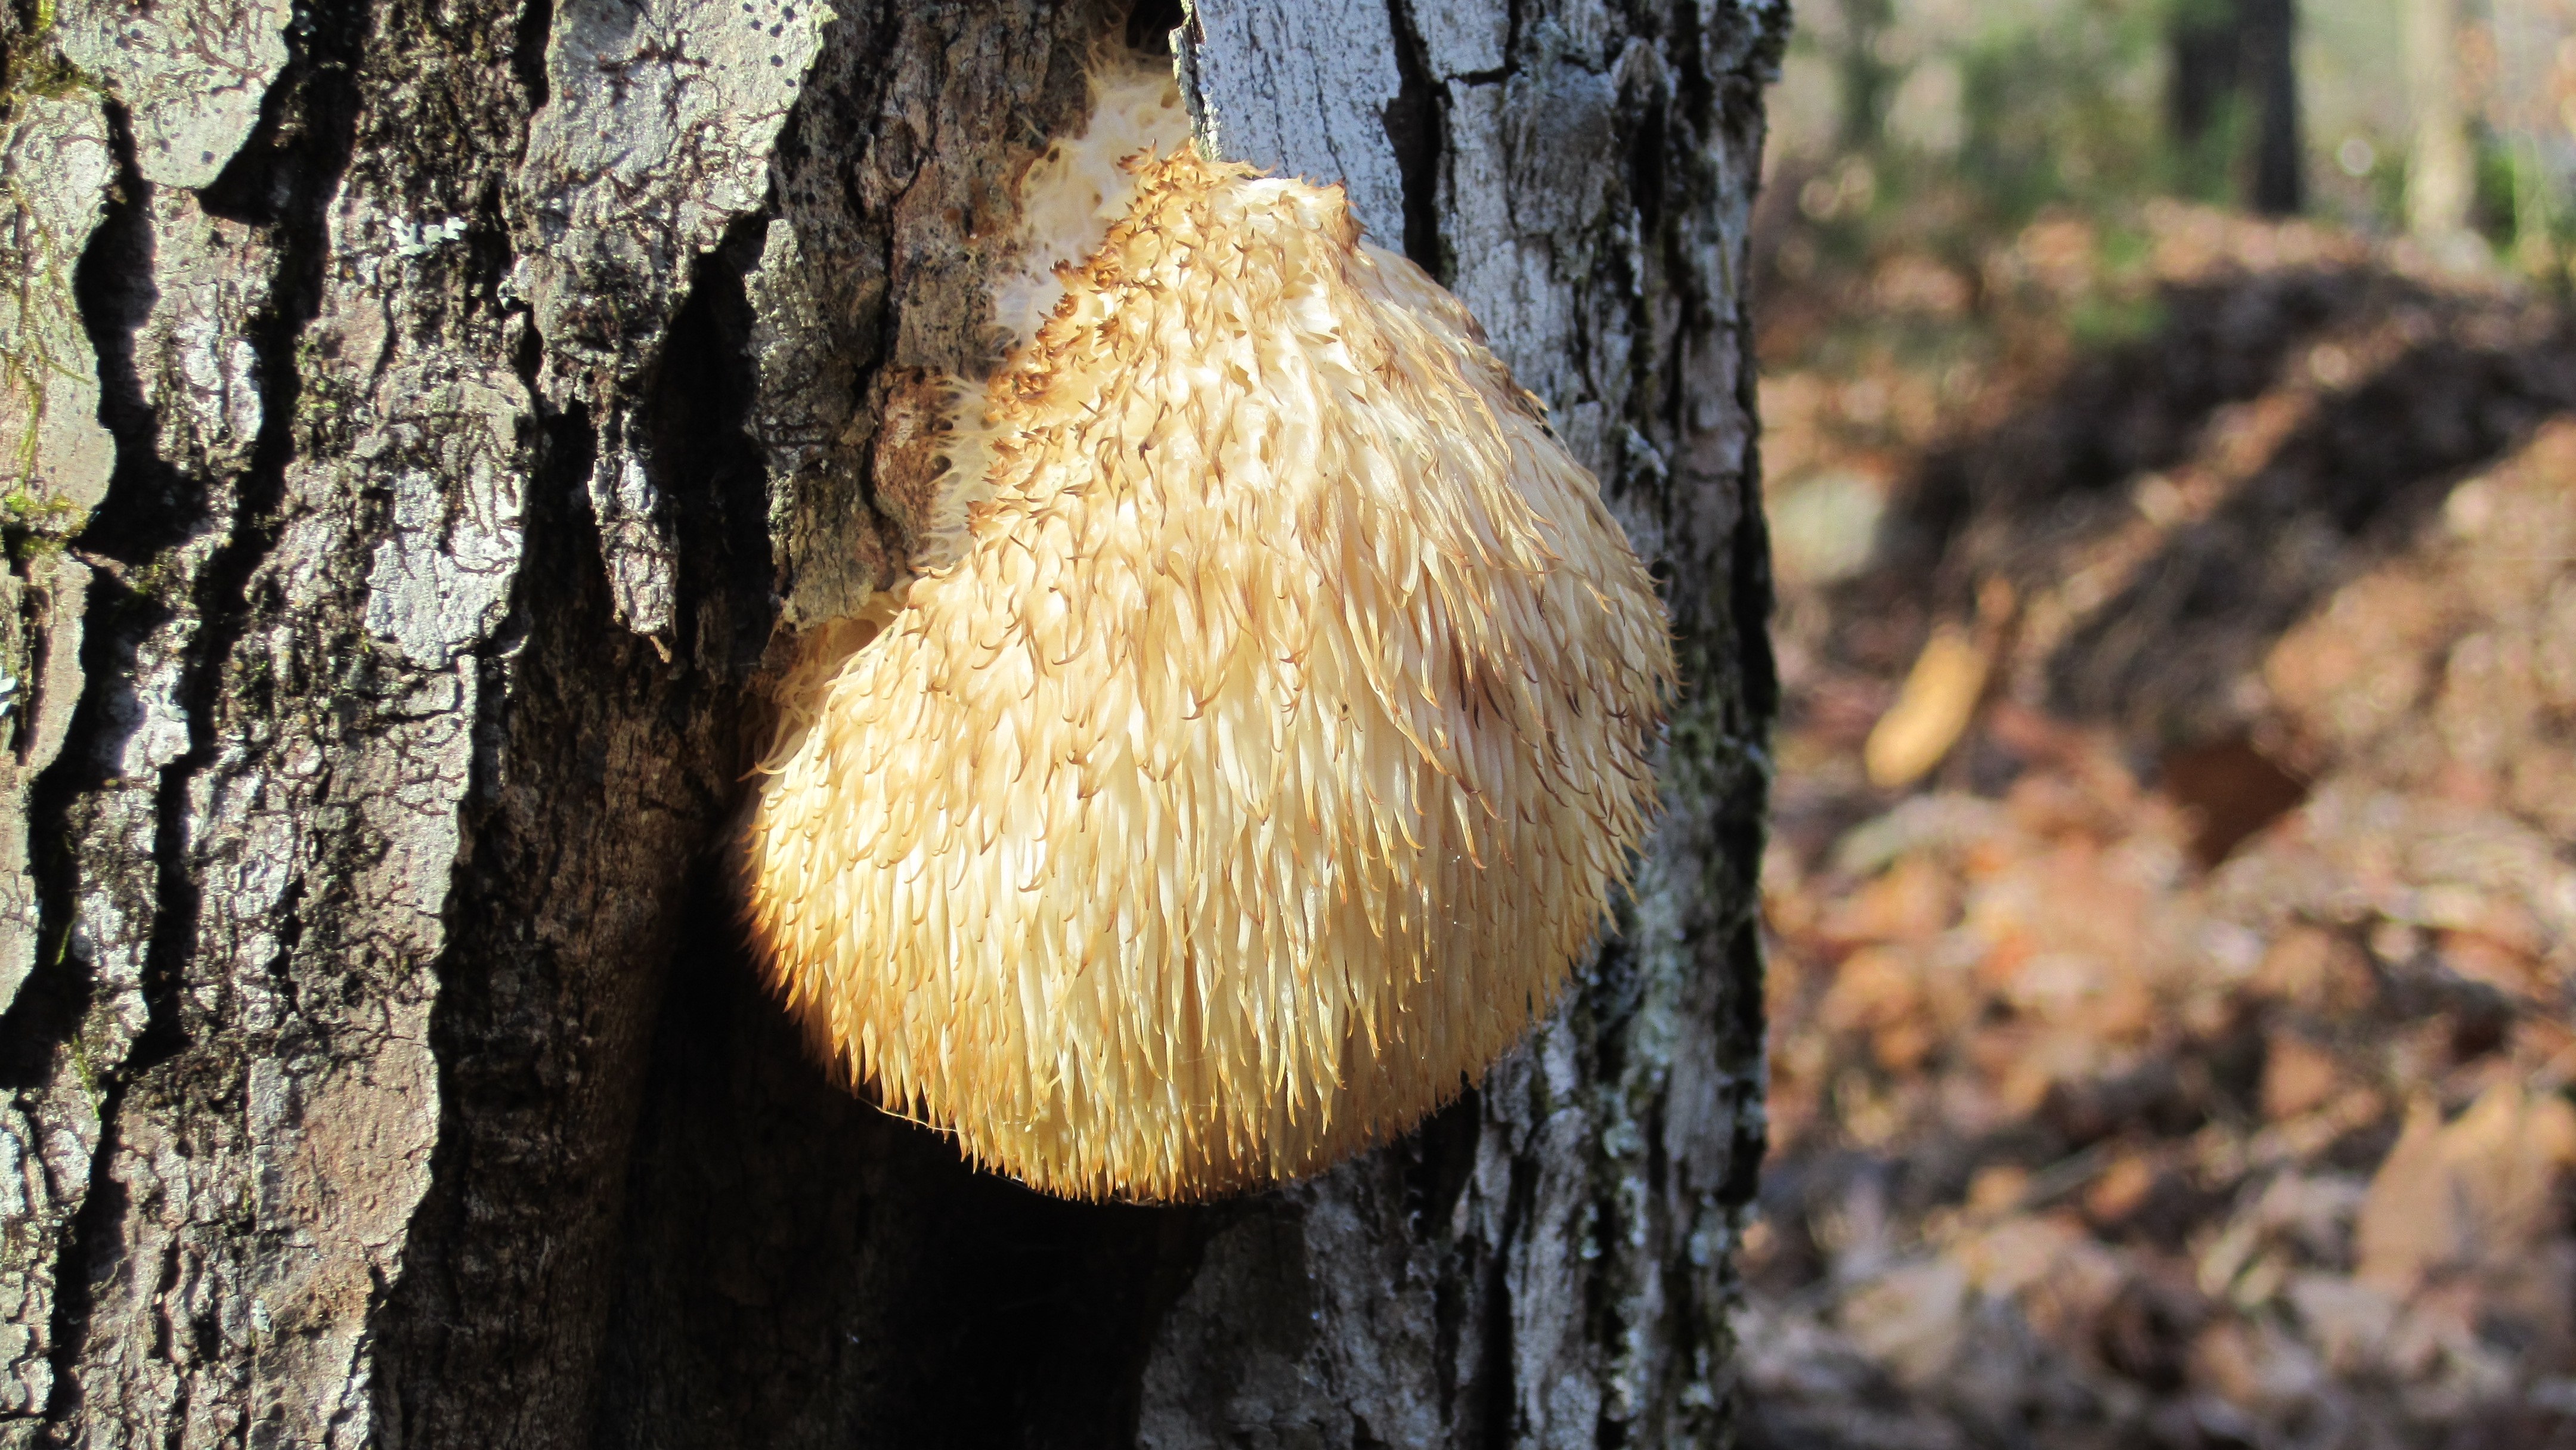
left=138, top=0, right=371, bottom=1077
left=1478, top=1151, right=1535, bottom=1448
left=5, top=570, right=154, bottom=1427
left=11, top=102, right=165, bottom=1432
left=37, top=1153, right=126, bottom=1432
left=646, top=214, right=779, bottom=673
left=1380, top=0, right=1447, bottom=280
left=1125, top=0, right=1184, bottom=56
left=1405, top=1089, right=1482, bottom=1238
left=1726, top=457, right=1779, bottom=742
left=65, top=105, right=177, bottom=568
left=1413, top=1091, right=1481, bottom=1423
left=1718, top=921, right=1767, bottom=1210
left=510, top=0, right=554, bottom=114
left=371, top=382, right=654, bottom=1449
left=1624, top=80, right=1668, bottom=249
left=4, top=102, right=150, bottom=1083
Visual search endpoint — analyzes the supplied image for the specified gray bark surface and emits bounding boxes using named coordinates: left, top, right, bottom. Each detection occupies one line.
left=0, top=0, right=1785, bottom=1443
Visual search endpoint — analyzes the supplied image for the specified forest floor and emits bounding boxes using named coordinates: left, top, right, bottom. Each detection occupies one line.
left=1737, top=202, right=2576, bottom=1450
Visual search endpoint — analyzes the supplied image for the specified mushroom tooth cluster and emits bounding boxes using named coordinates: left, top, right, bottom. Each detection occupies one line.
left=741, top=70, right=1676, bottom=1203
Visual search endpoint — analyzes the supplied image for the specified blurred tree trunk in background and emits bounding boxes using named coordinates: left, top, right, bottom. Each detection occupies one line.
left=0, top=0, right=1784, bottom=1445
left=2405, top=0, right=2477, bottom=241
left=2168, top=0, right=2306, bottom=215
left=1833, top=0, right=1897, bottom=151
left=2484, top=0, right=2559, bottom=271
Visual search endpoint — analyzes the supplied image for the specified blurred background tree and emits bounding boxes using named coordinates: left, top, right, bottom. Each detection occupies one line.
left=1766, top=0, right=2576, bottom=281
left=2167, top=0, right=2305, bottom=214
left=2406, top=0, right=2478, bottom=244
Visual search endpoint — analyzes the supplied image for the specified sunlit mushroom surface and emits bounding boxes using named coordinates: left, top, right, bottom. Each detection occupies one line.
left=742, top=65, right=1675, bottom=1202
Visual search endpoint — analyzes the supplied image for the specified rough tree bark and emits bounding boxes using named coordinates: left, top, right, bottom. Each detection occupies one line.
left=0, top=0, right=1784, bottom=1443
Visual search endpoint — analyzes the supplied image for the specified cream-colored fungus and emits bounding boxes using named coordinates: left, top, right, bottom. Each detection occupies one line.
left=743, top=61, right=1675, bottom=1201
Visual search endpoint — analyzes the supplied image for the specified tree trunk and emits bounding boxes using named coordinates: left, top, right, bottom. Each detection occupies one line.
left=1826, top=0, right=1894, bottom=154
left=2168, top=0, right=2304, bottom=216
left=0, top=0, right=1784, bottom=1443
left=2402, top=0, right=2474, bottom=244
left=2241, top=0, right=2303, bottom=218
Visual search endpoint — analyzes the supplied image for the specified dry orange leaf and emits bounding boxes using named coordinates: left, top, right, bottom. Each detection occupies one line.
left=1864, top=624, right=1994, bottom=789
left=2260, top=1033, right=2343, bottom=1121
left=2355, top=1084, right=2576, bottom=1296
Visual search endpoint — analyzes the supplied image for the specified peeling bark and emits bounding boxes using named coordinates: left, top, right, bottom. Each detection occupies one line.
left=0, top=0, right=1784, bottom=1444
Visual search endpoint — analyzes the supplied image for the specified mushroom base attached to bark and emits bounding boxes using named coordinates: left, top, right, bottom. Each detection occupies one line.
left=742, top=66, right=1674, bottom=1203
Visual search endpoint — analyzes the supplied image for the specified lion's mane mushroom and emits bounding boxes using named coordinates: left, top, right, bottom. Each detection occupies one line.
left=742, top=63, right=1675, bottom=1202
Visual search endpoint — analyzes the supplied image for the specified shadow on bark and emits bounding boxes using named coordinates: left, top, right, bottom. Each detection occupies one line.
left=592, top=865, right=1213, bottom=1450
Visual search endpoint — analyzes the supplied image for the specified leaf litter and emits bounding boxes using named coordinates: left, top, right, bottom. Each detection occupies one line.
left=1745, top=203, right=2576, bottom=1449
